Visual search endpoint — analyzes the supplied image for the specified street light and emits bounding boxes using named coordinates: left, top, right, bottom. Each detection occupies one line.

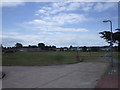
left=103, top=20, right=113, bottom=67
left=103, top=20, right=113, bottom=43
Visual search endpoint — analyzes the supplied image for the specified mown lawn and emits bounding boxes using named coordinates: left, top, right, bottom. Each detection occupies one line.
left=113, top=52, right=120, bottom=60
left=2, top=51, right=107, bottom=66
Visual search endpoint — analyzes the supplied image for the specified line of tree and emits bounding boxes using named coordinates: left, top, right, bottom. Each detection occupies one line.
left=14, top=43, right=56, bottom=51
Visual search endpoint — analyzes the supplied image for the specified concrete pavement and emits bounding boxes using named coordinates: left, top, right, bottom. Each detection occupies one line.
left=2, top=62, right=110, bottom=88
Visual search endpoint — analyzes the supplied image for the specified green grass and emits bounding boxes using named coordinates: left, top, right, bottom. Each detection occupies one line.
left=2, top=51, right=106, bottom=66
left=77, top=52, right=106, bottom=62
left=113, top=52, right=120, bottom=60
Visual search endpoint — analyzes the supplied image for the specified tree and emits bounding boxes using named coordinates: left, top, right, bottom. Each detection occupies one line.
left=51, top=46, right=56, bottom=51
left=15, top=43, right=23, bottom=48
left=82, top=46, right=87, bottom=52
left=91, top=47, right=100, bottom=52
left=28, top=45, right=37, bottom=48
left=69, top=45, right=73, bottom=48
left=38, top=43, right=45, bottom=50
left=99, top=30, right=120, bottom=52
left=45, top=46, right=49, bottom=50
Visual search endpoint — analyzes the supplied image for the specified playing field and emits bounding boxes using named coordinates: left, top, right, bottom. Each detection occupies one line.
left=2, top=51, right=120, bottom=66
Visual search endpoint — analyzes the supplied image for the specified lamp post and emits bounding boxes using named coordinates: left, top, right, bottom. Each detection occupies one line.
left=103, top=20, right=113, bottom=67
left=115, top=28, right=120, bottom=52
left=103, top=20, right=113, bottom=43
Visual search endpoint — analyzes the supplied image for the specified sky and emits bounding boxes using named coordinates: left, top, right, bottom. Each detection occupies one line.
left=1, top=1, right=119, bottom=47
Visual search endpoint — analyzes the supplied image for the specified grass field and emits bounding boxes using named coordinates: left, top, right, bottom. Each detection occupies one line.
left=113, top=52, right=120, bottom=60
left=2, top=51, right=120, bottom=66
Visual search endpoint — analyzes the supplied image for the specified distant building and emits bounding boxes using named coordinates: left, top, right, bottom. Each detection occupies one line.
left=2, top=45, right=118, bottom=53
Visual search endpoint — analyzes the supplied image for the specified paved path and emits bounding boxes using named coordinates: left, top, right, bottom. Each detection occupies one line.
left=2, top=62, right=109, bottom=88
left=95, top=60, right=119, bottom=89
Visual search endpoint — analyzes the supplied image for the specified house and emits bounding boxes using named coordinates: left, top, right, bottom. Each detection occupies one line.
left=63, top=47, right=68, bottom=51
left=69, top=47, right=82, bottom=51
left=100, top=46, right=110, bottom=51
left=18, top=47, right=41, bottom=52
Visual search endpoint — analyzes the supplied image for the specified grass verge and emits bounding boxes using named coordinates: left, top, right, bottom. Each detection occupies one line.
left=2, top=51, right=106, bottom=66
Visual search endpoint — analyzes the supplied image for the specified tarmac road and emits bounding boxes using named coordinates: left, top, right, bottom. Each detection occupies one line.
left=2, top=62, right=110, bottom=88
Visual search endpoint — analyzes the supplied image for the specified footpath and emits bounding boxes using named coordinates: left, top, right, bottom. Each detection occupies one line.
left=95, top=62, right=119, bottom=89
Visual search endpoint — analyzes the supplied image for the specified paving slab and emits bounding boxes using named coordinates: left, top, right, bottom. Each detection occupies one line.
left=2, top=62, right=110, bottom=88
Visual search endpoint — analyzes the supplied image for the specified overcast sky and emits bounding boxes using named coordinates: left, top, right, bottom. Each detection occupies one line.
left=1, top=1, right=118, bottom=47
